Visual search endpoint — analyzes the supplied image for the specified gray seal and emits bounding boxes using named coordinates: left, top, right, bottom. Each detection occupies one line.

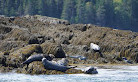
left=22, top=54, right=55, bottom=66
left=42, top=58, right=76, bottom=72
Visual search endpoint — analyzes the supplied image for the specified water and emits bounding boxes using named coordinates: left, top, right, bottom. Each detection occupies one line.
left=0, top=65, right=138, bottom=82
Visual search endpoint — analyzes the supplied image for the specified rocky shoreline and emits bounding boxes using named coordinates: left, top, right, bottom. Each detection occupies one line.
left=0, top=15, right=138, bottom=74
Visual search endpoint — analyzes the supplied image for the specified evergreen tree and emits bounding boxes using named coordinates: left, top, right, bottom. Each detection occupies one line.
left=132, top=0, right=138, bottom=31
left=0, top=0, right=137, bottom=31
left=96, top=0, right=106, bottom=26
left=55, top=0, right=63, bottom=18
left=76, top=0, right=85, bottom=23
left=61, top=0, right=76, bottom=23
left=84, top=2, right=95, bottom=24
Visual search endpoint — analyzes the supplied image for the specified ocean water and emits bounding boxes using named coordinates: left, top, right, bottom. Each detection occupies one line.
left=0, top=65, right=138, bottom=82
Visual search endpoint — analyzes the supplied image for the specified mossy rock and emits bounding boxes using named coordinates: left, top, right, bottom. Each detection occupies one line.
left=0, top=66, right=14, bottom=73
left=41, top=42, right=66, bottom=58
left=5, top=28, right=30, bottom=41
left=0, top=52, right=6, bottom=66
left=6, top=44, right=42, bottom=68
left=17, top=61, right=83, bottom=75
left=0, top=41, right=26, bottom=52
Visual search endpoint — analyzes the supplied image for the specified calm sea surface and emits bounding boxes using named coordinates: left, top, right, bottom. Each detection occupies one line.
left=0, top=65, right=138, bottom=82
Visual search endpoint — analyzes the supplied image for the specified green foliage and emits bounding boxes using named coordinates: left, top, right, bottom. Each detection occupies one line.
left=0, top=0, right=137, bottom=31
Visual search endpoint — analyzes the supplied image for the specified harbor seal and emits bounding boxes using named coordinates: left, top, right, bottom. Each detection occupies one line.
left=22, top=54, right=55, bottom=66
left=52, top=58, right=69, bottom=66
left=84, top=66, right=98, bottom=74
left=90, top=43, right=103, bottom=57
left=42, top=58, right=76, bottom=72
left=90, top=43, right=100, bottom=51
left=68, top=55, right=87, bottom=60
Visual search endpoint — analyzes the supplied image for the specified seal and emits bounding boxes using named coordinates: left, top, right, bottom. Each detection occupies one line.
left=122, top=57, right=132, bottom=64
left=22, top=54, right=55, bottom=66
left=83, top=66, right=98, bottom=74
left=53, top=58, right=69, bottom=66
left=90, top=43, right=103, bottom=57
left=42, top=58, right=76, bottom=72
left=90, top=43, right=100, bottom=51
left=68, top=55, right=87, bottom=60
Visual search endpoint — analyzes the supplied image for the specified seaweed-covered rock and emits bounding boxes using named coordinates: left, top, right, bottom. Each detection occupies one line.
left=0, top=41, right=26, bottom=52
left=17, top=61, right=83, bottom=75
left=28, top=34, right=45, bottom=44
left=6, top=44, right=42, bottom=68
left=0, top=52, right=6, bottom=66
left=41, top=42, right=66, bottom=58
left=0, top=25, right=12, bottom=34
left=0, top=66, right=14, bottom=73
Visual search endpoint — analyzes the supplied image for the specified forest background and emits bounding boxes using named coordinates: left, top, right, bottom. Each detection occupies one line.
left=0, top=0, right=137, bottom=31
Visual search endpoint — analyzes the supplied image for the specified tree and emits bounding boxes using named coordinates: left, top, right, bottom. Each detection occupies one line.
left=84, top=2, right=95, bottom=24
left=61, top=0, right=76, bottom=23
left=95, top=0, right=106, bottom=26
left=55, top=0, right=63, bottom=18
left=132, top=0, right=138, bottom=31
left=76, top=0, right=85, bottom=23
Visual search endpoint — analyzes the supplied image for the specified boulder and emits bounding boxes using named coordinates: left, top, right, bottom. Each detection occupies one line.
left=17, top=61, right=83, bottom=75
left=41, top=42, right=66, bottom=58
left=6, top=44, right=42, bottom=68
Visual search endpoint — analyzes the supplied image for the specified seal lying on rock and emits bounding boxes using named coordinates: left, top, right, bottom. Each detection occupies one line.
left=122, top=57, right=132, bottom=64
left=42, top=58, right=76, bottom=72
left=83, top=66, right=98, bottom=74
left=22, top=54, right=55, bottom=67
left=67, top=55, right=87, bottom=60
left=75, top=66, right=98, bottom=74
left=90, top=43, right=103, bottom=57
left=53, top=58, right=69, bottom=66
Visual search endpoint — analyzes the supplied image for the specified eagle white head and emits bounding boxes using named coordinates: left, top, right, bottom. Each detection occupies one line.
left=90, top=43, right=100, bottom=51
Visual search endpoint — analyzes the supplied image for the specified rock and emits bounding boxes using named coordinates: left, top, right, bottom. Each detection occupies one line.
left=28, top=34, right=45, bottom=44
left=0, top=41, right=26, bottom=52
left=0, top=15, right=137, bottom=72
left=0, top=66, right=14, bottom=73
left=6, top=44, right=42, bottom=68
left=34, top=15, right=70, bottom=25
left=60, top=36, right=70, bottom=45
left=41, top=42, right=66, bottom=58
left=0, top=25, right=12, bottom=34
left=0, top=52, right=6, bottom=66
left=17, top=61, right=83, bottom=75
left=73, top=24, right=87, bottom=32
left=5, top=28, right=30, bottom=42
left=0, top=34, right=4, bottom=40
